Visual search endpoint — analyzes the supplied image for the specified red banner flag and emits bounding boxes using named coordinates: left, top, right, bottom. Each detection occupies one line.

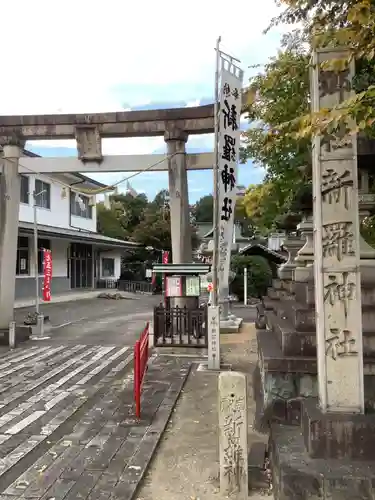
left=43, top=249, right=52, bottom=302
left=162, top=251, right=169, bottom=264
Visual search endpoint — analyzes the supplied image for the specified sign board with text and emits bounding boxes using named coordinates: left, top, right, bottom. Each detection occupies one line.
left=185, top=276, right=200, bottom=296
left=165, top=276, right=182, bottom=297
left=208, top=306, right=220, bottom=370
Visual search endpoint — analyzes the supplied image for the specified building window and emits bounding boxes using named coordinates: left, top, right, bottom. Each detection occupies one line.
left=20, top=176, right=29, bottom=204
left=70, top=192, right=93, bottom=219
left=102, top=258, right=115, bottom=277
left=38, top=238, right=51, bottom=274
left=35, top=180, right=51, bottom=209
left=16, top=236, right=29, bottom=275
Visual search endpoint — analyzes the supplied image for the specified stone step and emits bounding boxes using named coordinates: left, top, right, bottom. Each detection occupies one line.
left=291, top=280, right=315, bottom=306
left=269, top=423, right=375, bottom=500
left=266, top=287, right=280, bottom=301
left=266, top=310, right=316, bottom=356
left=248, top=442, right=269, bottom=491
left=266, top=308, right=375, bottom=357
left=274, top=299, right=315, bottom=333
left=0, top=325, right=31, bottom=346
left=265, top=290, right=375, bottom=347
left=256, top=329, right=375, bottom=429
left=258, top=328, right=375, bottom=376
left=275, top=297, right=375, bottom=336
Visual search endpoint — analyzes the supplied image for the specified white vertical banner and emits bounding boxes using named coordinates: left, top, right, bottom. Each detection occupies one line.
left=217, top=58, right=243, bottom=296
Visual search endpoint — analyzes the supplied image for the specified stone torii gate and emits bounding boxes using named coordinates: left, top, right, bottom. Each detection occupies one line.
left=0, top=99, right=245, bottom=330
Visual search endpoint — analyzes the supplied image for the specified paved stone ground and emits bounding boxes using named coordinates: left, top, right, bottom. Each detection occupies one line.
left=1, top=299, right=262, bottom=499
left=0, top=296, right=190, bottom=499
left=14, top=295, right=161, bottom=347
left=0, top=344, right=191, bottom=499
left=137, top=322, right=272, bottom=500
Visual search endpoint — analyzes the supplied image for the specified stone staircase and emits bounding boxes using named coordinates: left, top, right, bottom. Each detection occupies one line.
left=256, top=277, right=375, bottom=431
left=256, top=277, right=375, bottom=499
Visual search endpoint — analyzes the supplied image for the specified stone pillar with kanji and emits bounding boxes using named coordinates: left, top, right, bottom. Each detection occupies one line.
left=312, top=48, right=364, bottom=414
left=255, top=47, right=375, bottom=500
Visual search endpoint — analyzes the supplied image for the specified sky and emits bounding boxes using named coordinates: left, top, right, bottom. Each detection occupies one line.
left=3, top=0, right=287, bottom=203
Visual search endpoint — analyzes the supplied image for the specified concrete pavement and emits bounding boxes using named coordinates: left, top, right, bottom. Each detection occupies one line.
left=15, top=295, right=161, bottom=347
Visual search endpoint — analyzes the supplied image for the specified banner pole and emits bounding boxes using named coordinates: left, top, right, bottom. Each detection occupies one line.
left=212, top=36, right=221, bottom=308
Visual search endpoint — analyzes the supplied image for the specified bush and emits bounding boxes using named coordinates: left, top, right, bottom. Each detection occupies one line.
left=230, top=255, right=272, bottom=300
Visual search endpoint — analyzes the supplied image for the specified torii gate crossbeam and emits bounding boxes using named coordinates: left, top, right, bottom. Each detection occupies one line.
left=16, top=153, right=214, bottom=175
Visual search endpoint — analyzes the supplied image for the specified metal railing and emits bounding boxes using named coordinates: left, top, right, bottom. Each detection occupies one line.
left=118, top=280, right=153, bottom=294
left=153, top=304, right=208, bottom=347
left=96, top=279, right=153, bottom=294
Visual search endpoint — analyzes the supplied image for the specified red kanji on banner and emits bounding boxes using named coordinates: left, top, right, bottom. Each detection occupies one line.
left=162, top=251, right=169, bottom=264
left=43, top=249, right=52, bottom=302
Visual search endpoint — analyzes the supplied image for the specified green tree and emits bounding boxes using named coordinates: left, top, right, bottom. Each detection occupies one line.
left=192, top=195, right=214, bottom=222
left=97, top=189, right=201, bottom=255
left=267, top=0, right=375, bottom=141
left=96, top=203, right=128, bottom=240
left=110, top=192, right=148, bottom=233
left=241, top=42, right=311, bottom=228
left=131, top=207, right=172, bottom=250
left=230, top=255, right=273, bottom=300
left=192, top=194, right=254, bottom=235
left=151, top=189, right=170, bottom=210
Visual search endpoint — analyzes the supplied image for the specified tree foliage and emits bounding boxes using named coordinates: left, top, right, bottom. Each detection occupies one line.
left=267, top=0, right=375, bottom=139
left=131, top=207, right=172, bottom=250
left=192, top=195, right=214, bottom=223
left=242, top=183, right=282, bottom=231
left=241, top=40, right=311, bottom=228
left=96, top=203, right=128, bottom=240
left=97, top=190, right=199, bottom=255
left=230, top=255, right=272, bottom=300
left=192, top=194, right=254, bottom=235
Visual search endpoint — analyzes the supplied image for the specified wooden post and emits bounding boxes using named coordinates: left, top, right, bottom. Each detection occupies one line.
left=218, top=371, right=248, bottom=498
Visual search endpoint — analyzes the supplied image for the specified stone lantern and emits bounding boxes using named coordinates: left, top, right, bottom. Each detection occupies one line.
left=290, top=184, right=315, bottom=282
left=275, top=212, right=303, bottom=281
left=357, top=155, right=375, bottom=261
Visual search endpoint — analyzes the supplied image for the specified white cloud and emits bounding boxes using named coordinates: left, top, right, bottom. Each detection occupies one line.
left=185, top=99, right=201, bottom=108
left=2, top=0, right=283, bottom=115
left=4, top=0, right=285, bottom=164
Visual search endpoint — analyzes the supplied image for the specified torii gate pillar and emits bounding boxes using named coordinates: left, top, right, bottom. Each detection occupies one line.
left=0, top=138, right=23, bottom=330
left=165, top=128, right=192, bottom=264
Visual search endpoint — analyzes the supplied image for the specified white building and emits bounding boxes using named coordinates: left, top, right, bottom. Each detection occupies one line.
left=15, top=150, right=139, bottom=300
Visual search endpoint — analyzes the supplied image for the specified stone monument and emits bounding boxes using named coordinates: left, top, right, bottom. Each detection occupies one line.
left=255, top=47, right=375, bottom=499
left=218, top=371, right=248, bottom=499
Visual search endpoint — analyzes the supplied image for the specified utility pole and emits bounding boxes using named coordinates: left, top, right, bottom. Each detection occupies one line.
left=31, top=188, right=49, bottom=340
left=33, top=190, right=40, bottom=316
